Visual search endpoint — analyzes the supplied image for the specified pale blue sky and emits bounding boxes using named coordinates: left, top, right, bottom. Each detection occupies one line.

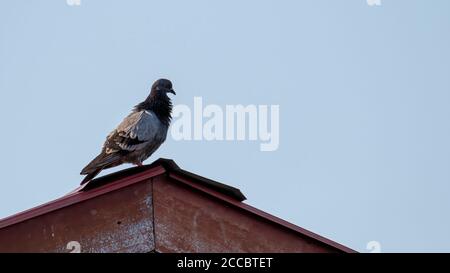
left=1, top=0, right=449, bottom=252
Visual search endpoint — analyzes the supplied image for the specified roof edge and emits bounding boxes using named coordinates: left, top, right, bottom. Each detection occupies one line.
left=168, top=172, right=356, bottom=253
left=0, top=166, right=166, bottom=229
left=153, top=158, right=246, bottom=201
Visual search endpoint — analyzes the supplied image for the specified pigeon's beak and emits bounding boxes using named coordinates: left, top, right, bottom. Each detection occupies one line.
left=168, top=88, right=176, bottom=95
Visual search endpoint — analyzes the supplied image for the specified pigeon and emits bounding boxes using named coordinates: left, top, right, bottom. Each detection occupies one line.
left=80, top=78, right=176, bottom=184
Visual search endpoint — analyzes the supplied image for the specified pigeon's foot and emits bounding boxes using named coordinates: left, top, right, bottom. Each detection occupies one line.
left=136, top=162, right=143, bottom=167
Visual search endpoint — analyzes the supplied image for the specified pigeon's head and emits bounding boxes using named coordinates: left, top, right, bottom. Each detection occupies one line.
left=151, top=79, right=176, bottom=97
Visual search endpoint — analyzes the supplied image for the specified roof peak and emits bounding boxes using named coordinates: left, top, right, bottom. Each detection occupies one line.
left=79, top=158, right=246, bottom=202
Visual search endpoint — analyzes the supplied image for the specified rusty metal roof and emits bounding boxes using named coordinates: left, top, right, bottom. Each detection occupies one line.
left=0, top=158, right=355, bottom=253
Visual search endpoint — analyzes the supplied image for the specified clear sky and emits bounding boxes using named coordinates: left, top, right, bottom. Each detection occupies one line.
left=1, top=0, right=449, bottom=252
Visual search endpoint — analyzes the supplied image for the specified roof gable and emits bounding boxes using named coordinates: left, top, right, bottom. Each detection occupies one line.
left=0, top=158, right=355, bottom=253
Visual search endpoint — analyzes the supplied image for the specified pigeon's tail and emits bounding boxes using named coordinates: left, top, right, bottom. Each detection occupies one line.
left=80, top=168, right=103, bottom=185
left=80, top=152, right=123, bottom=185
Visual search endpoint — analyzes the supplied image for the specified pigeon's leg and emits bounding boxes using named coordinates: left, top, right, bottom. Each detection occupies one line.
left=136, top=162, right=143, bottom=167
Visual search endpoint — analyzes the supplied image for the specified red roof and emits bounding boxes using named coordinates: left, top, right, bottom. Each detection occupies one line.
left=0, top=158, right=355, bottom=253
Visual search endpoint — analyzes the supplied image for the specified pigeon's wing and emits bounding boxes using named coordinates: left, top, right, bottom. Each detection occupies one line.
left=81, top=110, right=166, bottom=179
left=106, top=110, right=165, bottom=153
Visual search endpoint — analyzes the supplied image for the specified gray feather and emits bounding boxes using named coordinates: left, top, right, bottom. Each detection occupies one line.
left=112, top=110, right=168, bottom=152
